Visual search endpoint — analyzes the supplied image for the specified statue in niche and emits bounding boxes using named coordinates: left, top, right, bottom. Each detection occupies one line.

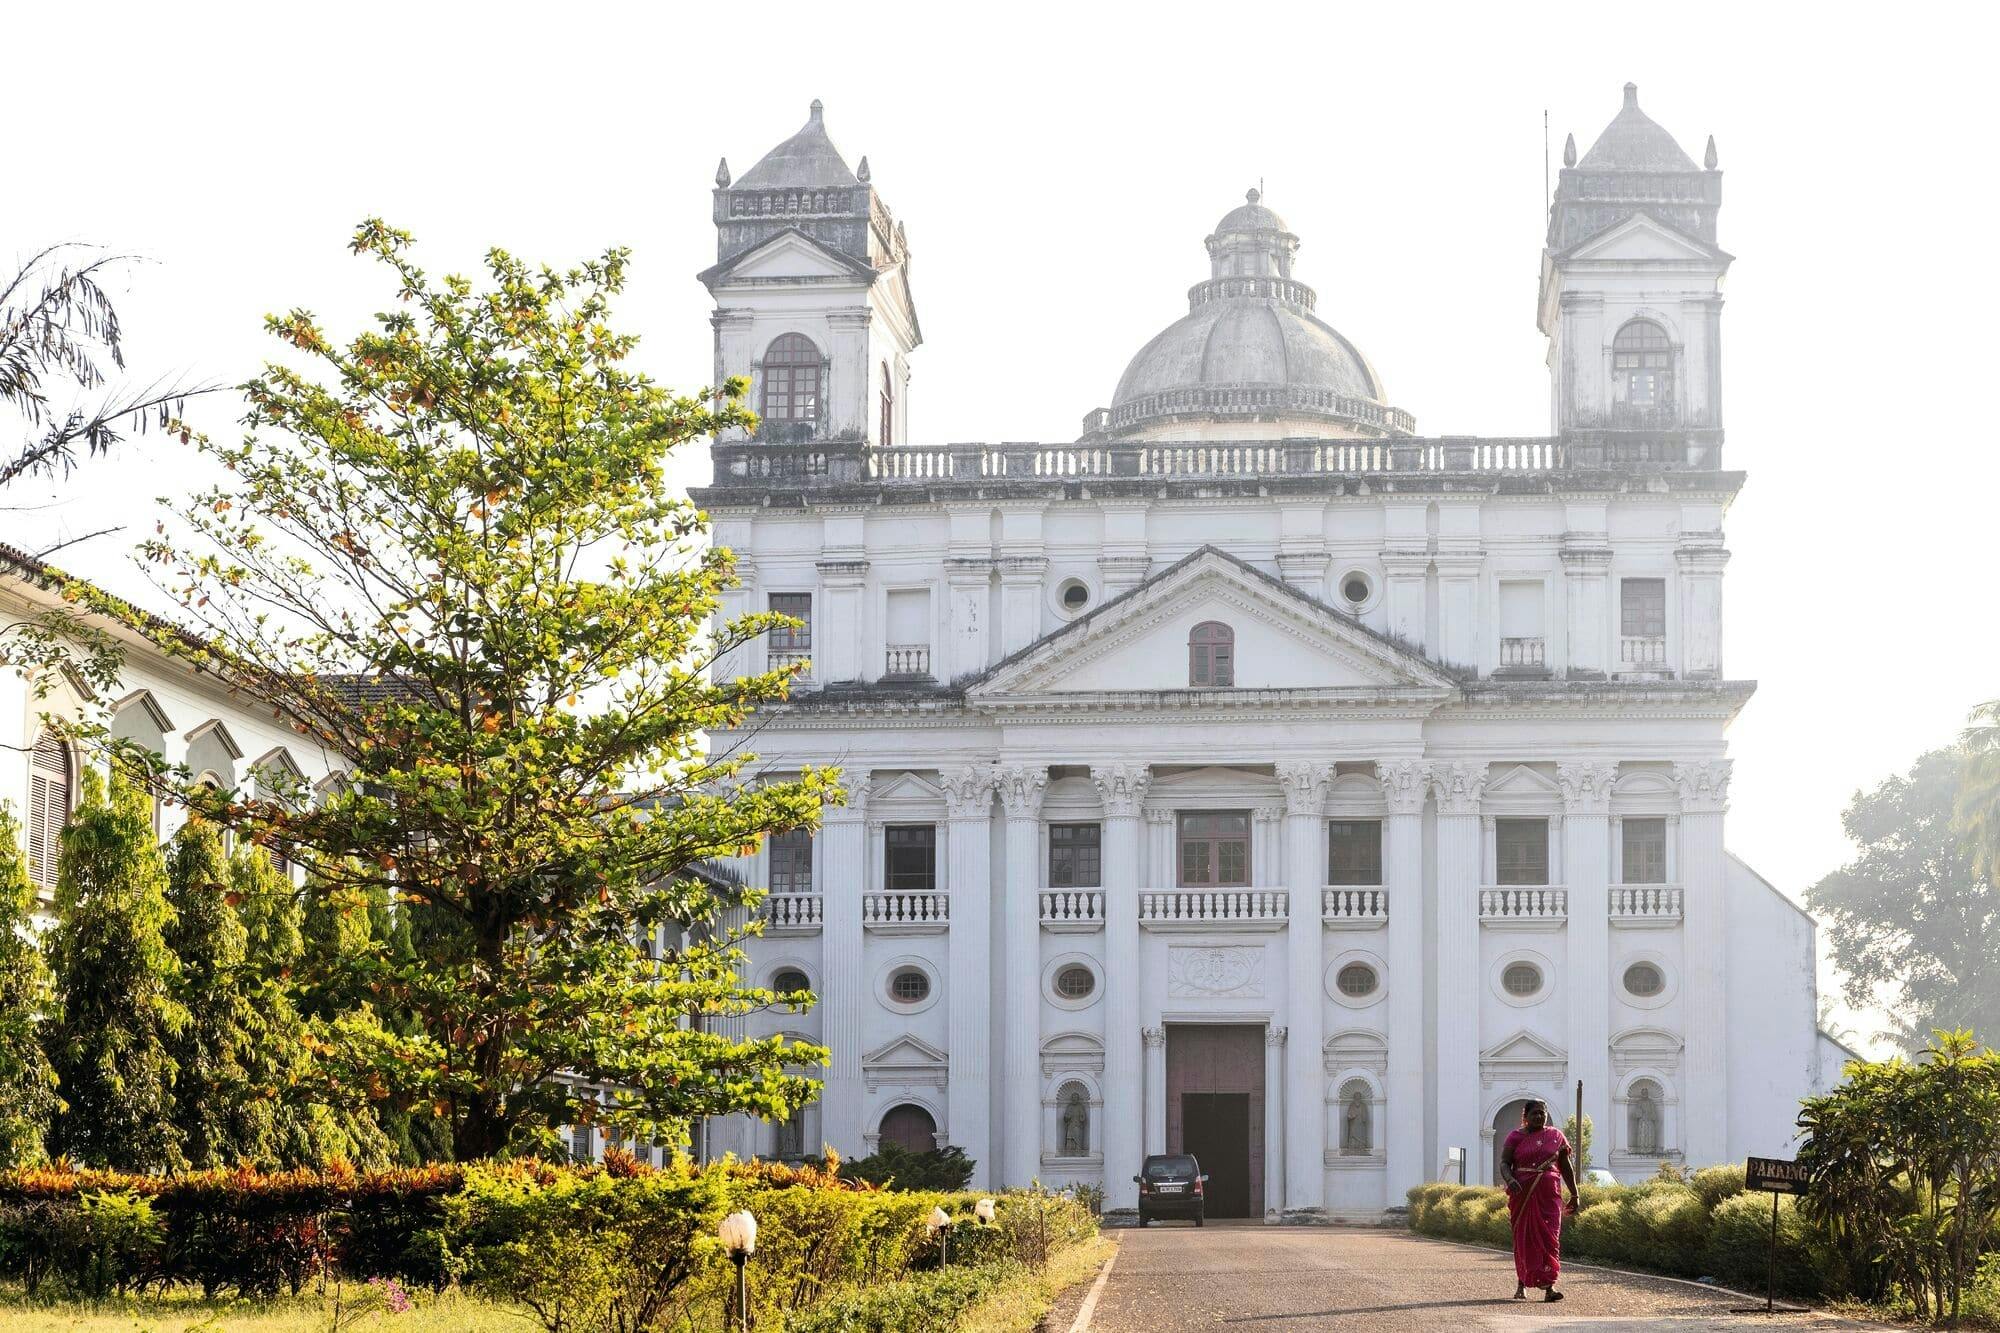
left=1340, top=1086, right=1371, bottom=1154
left=1060, top=1086, right=1089, bottom=1156
left=1630, top=1083, right=1661, bottom=1155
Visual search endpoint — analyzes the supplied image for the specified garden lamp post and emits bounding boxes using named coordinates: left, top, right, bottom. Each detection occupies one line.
left=974, top=1198, right=996, bottom=1224
left=926, top=1205, right=952, bottom=1267
left=719, top=1210, right=757, bottom=1332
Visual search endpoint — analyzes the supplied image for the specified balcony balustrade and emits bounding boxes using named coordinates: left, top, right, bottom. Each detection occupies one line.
left=1139, top=888, right=1289, bottom=932
left=1479, top=885, right=1569, bottom=927
left=1321, top=886, right=1389, bottom=927
left=884, top=644, right=932, bottom=678
left=1609, top=884, right=1684, bottom=926
left=861, top=890, right=949, bottom=934
left=1040, top=889, right=1104, bottom=932
left=768, top=649, right=812, bottom=674
left=1499, top=637, right=1546, bottom=669
left=1620, top=636, right=1669, bottom=670
left=760, top=893, right=823, bottom=934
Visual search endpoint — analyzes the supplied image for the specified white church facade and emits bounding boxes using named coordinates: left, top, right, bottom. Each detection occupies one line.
left=693, top=87, right=1848, bottom=1219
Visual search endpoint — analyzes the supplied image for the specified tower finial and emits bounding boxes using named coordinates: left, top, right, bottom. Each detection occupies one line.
left=1704, top=134, right=1719, bottom=170
left=1246, top=186, right=1261, bottom=205
left=715, top=157, right=731, bottom=188
left=809, top=98, right=824, bottom=122
left=1623, top=82, right=1639, bottom=110
left=1563, top=132, right=1576, bottom=168
left=857, top=155, right=871, bottom=183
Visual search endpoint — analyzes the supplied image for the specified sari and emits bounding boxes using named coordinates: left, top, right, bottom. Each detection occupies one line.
left=1502, top=1125, right=1569, bottom=1288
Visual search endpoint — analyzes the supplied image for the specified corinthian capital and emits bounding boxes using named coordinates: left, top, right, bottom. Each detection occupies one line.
left=1674, top=759, right=1732, bottom=813
left=1427, top=760, right=1489, bottom=816
left=1557, top=760, right=1617, bottom=814
left=1377, top=760, right=1428, bottom=815
left=940, top=764, right=996, bottom=819
left=995, top=764, right=1049, bottom=819
left=823, top=770, right=872, bottom=822
left=1091, top=763, right=1153, bottom=817
left=1275, top=760, right=1333, bottom=817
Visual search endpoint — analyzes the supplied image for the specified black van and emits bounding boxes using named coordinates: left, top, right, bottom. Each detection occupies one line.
left=1134, top=1153, right=1207, bottom=1226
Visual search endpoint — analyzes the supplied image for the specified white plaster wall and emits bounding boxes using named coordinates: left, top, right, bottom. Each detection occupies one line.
left=1723, top=854, right=1820, bottom=1162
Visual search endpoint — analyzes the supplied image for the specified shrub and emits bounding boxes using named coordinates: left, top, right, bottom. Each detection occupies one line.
left=786, top=1262, right=1014, bottom=1333
left=1632, top=1186, right=1710, bottom=1272
left=839, top=1142, right=976, bottom=1191
left=1703, top=1190, right=1820, bottom=1297
left=64, top=1190, right=164, bottom=1298
left=1688, top=1164, right=1746, bottom=1210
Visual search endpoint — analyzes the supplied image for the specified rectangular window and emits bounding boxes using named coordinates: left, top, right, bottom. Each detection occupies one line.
left=1621, top=579, right=1666, bottom=638
left=1495, top=818, right=1550, bottom=886
left=769, top=828, right=813, bottom=894
left=769, top=593, right=812, bottom=652
left=884, top=824, right=937, bottom=892
left=1327, top=819, right=1383, bottom=885
left=1178, top=811, right=1251, bottom=887
left=1622, top=817, right=1668, bottom=884
left=1048, top=822, right=1102, bottom=888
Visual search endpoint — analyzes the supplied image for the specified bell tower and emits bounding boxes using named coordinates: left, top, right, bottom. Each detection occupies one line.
left=699, top=101, right=921, bottom=446
left=1539, top=84, right=1729, bottom=459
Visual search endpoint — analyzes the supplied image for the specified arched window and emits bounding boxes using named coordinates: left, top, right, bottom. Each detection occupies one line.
left=878, top=360, right=895, bottom=447
left=762, top=333, right=822, bottom=426
left=878, top=1103, right=937, bottom=1154
left=1612, top=320, right=1674, bottom=416
left=1338, top=1079, right=1373, bottom=1155
left=26, top=730, right=72, bottom=893
left=1628, top=1079, right=1664, bottom=1155
left=1188, top=621, right=1234, bottom=687
left=1057, top=1081, right=1091, bottom=1157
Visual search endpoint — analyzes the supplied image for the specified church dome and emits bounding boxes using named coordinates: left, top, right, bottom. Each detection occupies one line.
left=1102, top=191, right=1412, bottom=440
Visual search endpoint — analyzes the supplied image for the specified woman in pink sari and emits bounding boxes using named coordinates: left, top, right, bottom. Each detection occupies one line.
left=1499, top=1099, right=1580, bottom=1302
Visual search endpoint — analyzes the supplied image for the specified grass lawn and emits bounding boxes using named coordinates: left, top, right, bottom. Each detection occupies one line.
left=0, top=1285, right=529, bottom=1332
left=957, top=1236, right=1115, bottom=1332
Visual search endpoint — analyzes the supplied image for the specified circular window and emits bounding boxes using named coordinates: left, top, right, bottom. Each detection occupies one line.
left=1622, top=962, right=1665, bottom=998
left=1054, top=964, right=1095, bottom=999
left=1059, top=580, right=1091, bottom=614
left=1335, top=963, right=1378, bottom=997
left=889, top=967, right=931, bottom=1004
left=771, top=968, right=810, bottom=995
left=1342, top=575, right=1371, bottom=606
left=1502, top=962, right=1544, bottom=997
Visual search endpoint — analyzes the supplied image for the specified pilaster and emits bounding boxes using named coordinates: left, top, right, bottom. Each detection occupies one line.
left=1094, top=762, right=1152, bottom=1211
left=1276, top=759, right=1331, bottom=1216
left=815, top=525, right=869, bottom=684
left=1675, top=534, right=1729, bottom=680
left=1560, top=538, right=1612, bottom=679
left=1430, top=760, right=1488, bottom=1163
left=1434, top=548, right=1486, bottom=670
left=1143, top=1027, right=1168, bottom=1158
left=1382, top=549, right=1430, bottom=653
left=716, top=555, right=756, bottom=684
left=1676, top=759, right=1731, bottom=1164
left=1378, top=759, right=1428, bottom=1201
left=1264, top=1026, right=1288, bottom=1220
left=1559, top=760, right=1616, bottom=1150
left=996, top=763, right=1048, bottom=1186
left=818, top=774, right=872, bottom=1157
left=942, top=764, right=996, bottom=1186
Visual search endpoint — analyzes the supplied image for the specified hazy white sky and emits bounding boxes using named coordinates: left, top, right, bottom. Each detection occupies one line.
left=8, top=2, right=1997, bottom=1044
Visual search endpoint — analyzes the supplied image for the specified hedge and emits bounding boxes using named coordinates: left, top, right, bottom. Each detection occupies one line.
left=1407, top=1166, right=1827, bottom=1299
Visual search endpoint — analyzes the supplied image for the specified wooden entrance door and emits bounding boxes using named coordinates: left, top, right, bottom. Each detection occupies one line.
left=1165, top=1024, right=1264, bottom=1217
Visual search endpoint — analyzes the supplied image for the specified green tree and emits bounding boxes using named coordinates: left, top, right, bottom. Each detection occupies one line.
left=1807, top=747, right=2000, bottom=1048
left=102, top=222, right=832, bottom=1159
left=163, top=817, right=262, bottom=1168
left=44, top=766, right=185, bottom=1171
left=0, top=806, right=59, bottom=1166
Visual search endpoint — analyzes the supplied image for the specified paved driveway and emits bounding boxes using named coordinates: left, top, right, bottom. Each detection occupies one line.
left=1051, top=1224, right=1879, bottom=1332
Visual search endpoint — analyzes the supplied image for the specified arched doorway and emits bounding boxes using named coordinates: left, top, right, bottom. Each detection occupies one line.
left=878, top=1103, right=937, bottom=1154
left=1492, top=1099, right=1531, bottom=1185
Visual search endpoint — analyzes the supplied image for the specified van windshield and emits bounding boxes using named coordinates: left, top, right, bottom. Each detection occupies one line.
left=1144, top=1156, right=1197, bottom=1179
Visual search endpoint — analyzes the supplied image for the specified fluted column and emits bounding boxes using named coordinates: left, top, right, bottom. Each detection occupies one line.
left=1093, top=762, right=1152, bottom=1212
left=1264, top=1025, right=1287, bottom=1219
left=1430, top=761, right=1489, bottom=1165
left=996, top=763, right=1049, bottom=1187
left=1277, top=760, right=1331, bottom=1216
left=1677, top=759, right=1731, bottom=1164
left=1560, top=761, right=1616, bottom=1158
left=943, top=764, right=997, bottom=1186
left=1378, top=760, right=1428, bottom=1201
left=1143, top=1026, right=1168, bottom=1156
left=819, top=775, right=872, bottom=1157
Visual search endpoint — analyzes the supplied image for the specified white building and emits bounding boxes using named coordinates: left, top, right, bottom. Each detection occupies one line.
left=693, top=88, right=1850, bottom=1219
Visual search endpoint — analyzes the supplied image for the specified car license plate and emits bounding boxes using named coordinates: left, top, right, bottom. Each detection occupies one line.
left=1156, top=1183, right=1185, bottom=1193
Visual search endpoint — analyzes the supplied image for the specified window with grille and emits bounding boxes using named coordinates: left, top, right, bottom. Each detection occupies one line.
left=1622, top=579, right=1666, bottom=638
left=1495, top=818, right=1550, bottom=885
left=1502, top=962, right=1544, bottom=997
left=889, top=967, right=931, bottom=1004
left=770, top=828, right=813, bottom=894
left=761, top=333, right=821, bottom=423
left=1178, top=811, right=1250, bottom=886
left=769, top=593, right=812, bottom=652
left=1613, top=319, right=1674, bottom=412
left=884, top=824, right=936, bottom=892
left=1622, top=818, right=1668, bottom=884
left=1188, top=621, right=1234, bottom=687
left=1053, top=964, right=1096, bottom=999
left=1328, top=820, right=1383, bottom=885
left=26, top=731, right=70, bottom=892
left=1335, top=962, right=1379, bottom=997
left=1048, top=822, right=1101, bottom=888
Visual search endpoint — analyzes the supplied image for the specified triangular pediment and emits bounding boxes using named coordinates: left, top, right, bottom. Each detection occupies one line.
left=1564, top=211, right=1728, bottom=264
left=698, top=227, right=876, bottom=287
left=968, top=547, right=1455, bottom=705
left=1483, top=764, right=1561, bottom=808
left=862, top=1033, right=949, bottom=1089
left=868, top=771, right=942, bottom=806
left=1481, top=1029, right=1567, bottom=1065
